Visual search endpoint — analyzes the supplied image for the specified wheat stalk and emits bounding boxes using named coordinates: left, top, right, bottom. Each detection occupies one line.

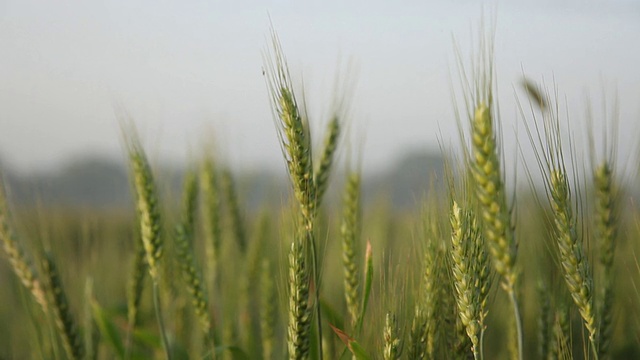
left=124, top=239, right=147, bottom=360
left=125, top=135, right=172, bottom=360
left=470, top=103, right=523, bottom=359
left=523, top=81, right=599, bottom=358
left=549, top=169, right=598, bottom=355
left=261, top=258, right=277, bottom=360
left=265, top=31, right=324, bottom=359
left=239, top=213, right=269, bottom=354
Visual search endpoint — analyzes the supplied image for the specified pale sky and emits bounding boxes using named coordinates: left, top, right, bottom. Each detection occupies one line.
left=1, top=0, right=639, bottom=175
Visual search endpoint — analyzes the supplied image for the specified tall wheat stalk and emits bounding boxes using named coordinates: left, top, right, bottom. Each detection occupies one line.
left=457, top=35, right=523, bottom=357
left=126, top=135, right=172, bottom=360
left=265, top=31, right=341, bottom=359
left=469, top=103, right=523, bottom=359
left=586, top=95, right=620, bottom=360
left=525, top=88, right=599, bottom=358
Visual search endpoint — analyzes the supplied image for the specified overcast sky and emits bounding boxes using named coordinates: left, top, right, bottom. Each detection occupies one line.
left=1, top=0, right=639, bottom=175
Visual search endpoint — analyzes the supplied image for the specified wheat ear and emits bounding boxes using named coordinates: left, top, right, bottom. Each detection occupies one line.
left=128, top=142, right=163, bottom=280
left=42, top=253, right=84, bottom=360
left=470, top=104, right=523, bottom=359
left=126, top=136, right=172, bottom=360
left=383, top=312, right=402, bottom=360
left=201, top=155, right=222, bottom=293
left=174, top=169, right=211, bottom=335
left=0, top=181, right=47, bottom=311
left=594, top=161, right=616, bottom=359
left=266, top=32, right=323, bottom=358
left=341, top=172, right=361, bottom=327
left=550, top=169, right=598, bottom=355
left=449, top=202, right=489, bottom=360
left=314, top=115, right=340, bottom=207
left=408, top=306, right=427, bottom=359
left=287, top=234, right=311, bottom=360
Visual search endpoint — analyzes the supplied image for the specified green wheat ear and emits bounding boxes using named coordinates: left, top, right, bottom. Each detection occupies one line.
left=0, top=180, right=48, bottom=312
left=469, top=102, right=523, bottom=360
left=383, top=312, right=402, bottom=360
left=42, top=252, right=84, bottom=360
left=127, top=241, right=147, bottom=329
left=124, top=132, right=172, bottom=359
left=201, top=155, right=222, bottom=292
left=314, top=115, right=341, bottom=207
left=174, top=169, right=211, bottom=335
left=550, top=169, right=597, bottom=351
left=422, top=223, right=442, bottom=359
left=265, top=34, right=315, bottom=225
left=127, top=140, right=163, bottom=280
left=407, top=306, right=427, bottom=359
left=449, top=201, right=489, bottom=360
left=341, top=171, right=361, bottom=327
left=594, top=161, right=617, bottom=359
left=471, top=104, right=517, bottom=287
left=287, top=233, right=311, bottom=360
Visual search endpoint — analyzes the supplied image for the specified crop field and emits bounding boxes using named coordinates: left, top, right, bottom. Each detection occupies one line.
left=1, top=35, right=639, bottom=360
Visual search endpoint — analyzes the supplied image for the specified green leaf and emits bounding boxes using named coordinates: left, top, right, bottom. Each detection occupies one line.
left=320, top=299, right=345, bottom=334
left=91, top=299, right=125, bottom=358
left=329, top=323, right=371, bottom=360
left=356, top=241, right=373, bottom=333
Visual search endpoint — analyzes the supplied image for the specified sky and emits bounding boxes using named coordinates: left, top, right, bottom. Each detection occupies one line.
left=0, top=0, right=639, bottom=176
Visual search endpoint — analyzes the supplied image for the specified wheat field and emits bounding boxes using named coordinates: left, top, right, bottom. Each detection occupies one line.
left=1, top=33, right=639, bottom=360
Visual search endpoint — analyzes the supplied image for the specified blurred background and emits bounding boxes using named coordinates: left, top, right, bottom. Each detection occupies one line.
left=1, top=0, right=639, bottom=208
